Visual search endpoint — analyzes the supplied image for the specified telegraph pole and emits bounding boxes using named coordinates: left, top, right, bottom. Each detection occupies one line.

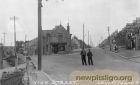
left=83, top=24, right=85, bottom=49
left=25, top=34, right=27, bottom=52
left=38, top=0, right=42, bottom=70
left=37, top=0, right=64, bottom=70
left=10, top=16, right=18, bottom=68
left=0, top=38, right=3, bottom=69
left=13, top=16, right=18, bottom=68
left=88, top=31, right=89, bottom=48
left=2, top=32, right=6, bottom=46
left=107, top=26, right=111, bottom=51
left=1, top=32, right=6, bottom=69
left=1, top=39, right=2, bottom=45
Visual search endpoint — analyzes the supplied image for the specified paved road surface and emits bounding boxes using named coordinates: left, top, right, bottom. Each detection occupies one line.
left=31, top=47, right=140, bottom=81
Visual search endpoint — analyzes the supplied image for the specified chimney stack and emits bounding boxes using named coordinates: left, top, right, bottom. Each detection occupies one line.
left=67, top=23, right=70, bottom=34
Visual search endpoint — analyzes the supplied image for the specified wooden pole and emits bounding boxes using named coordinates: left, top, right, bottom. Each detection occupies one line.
left=0, top=40, right=3, bottom=69
left=88, top=31, right=89, bottom=48
left=108, top=26, right=111, bottom=51
left=13, top=16, right=18, bottom=68
left=38, top=0, right=42, bottom=70
left=83, top=24, right=85, bottom=49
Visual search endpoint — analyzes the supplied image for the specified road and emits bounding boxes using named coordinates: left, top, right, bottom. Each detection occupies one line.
left=31, top=47, right=140, bottom=81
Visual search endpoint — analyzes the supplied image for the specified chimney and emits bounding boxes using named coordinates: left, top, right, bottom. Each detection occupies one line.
left=67, top=23, right=70, bottom=34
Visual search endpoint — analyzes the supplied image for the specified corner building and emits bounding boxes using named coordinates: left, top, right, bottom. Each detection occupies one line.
left=42, top=23, right=72, bottom=54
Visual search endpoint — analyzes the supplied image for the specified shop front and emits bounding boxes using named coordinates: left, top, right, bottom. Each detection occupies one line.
left=51, top=42, right=67, bottom=53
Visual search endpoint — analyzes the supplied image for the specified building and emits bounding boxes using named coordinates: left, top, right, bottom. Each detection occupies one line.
left=27, top=38, right=38, bottom=55
left=71, top=36, right=81, bottom=49
left=42, top=23, right=72, bottom=54
left=125, top=18, right=140, bottom=50
left=101, top=17, right=140, bottom=50
left=113, top=17, right=140, bottom=50
left=26, top=23, right=91, bottom=55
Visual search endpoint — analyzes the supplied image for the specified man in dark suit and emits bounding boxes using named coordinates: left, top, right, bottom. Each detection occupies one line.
left=87, top=49, right=93, bottom=65
left=80, top=49, right=87, bottom=65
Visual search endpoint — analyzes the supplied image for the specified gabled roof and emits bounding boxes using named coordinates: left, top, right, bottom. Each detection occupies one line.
left=53, top=24, right=66, bottom=31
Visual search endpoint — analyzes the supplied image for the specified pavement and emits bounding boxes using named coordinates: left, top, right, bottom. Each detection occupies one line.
left=104, top=46, right=140, bottom=58
left=104, top=47, right=140, bottom=63
left=22, top=60, right=56, bottom=85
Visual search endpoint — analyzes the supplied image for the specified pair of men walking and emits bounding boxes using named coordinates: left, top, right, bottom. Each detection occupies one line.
left=80, top=49, right=93, bottom=66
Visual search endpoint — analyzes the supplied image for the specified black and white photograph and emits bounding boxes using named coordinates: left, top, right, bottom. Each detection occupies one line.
left=0, top=0, right=140, bottom=85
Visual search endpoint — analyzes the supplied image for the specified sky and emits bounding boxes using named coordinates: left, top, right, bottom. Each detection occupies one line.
left=0, top=0, right=140, bottom=46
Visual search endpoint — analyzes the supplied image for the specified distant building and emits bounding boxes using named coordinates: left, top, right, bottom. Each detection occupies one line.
left=16, top=41, right=24, bottom=53
left=26, top=38, right=38, bottom=55
left=71, top=36, right=81, bottom=49
left=101, top=17, right=140, bottom=50
left=125, top=17, right=140, bottom=50
left=27, top=23, right=89, bottom=55
left=42, top=23, right=72, bottom=54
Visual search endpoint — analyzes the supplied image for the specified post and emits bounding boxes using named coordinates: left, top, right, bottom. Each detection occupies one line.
left=108, top=26, right=111, bottom=51
left=13, top=16, right=18, bottom=68
left=1, top=39, right=2, bottom=45
left=38, top=0, right=42, bottom=70
left=25, top=34, right=27, bottom=55
left=25, top=35, right=27, bottom=49
left=83, top=24, right=85, bottom=49
left=2, top=32, right=6, bottom=60
left=3, top=32, right=6, bottom=46
left=0, top=40, right=3, bottom=69
left=88, top=31, right=89, bottom=48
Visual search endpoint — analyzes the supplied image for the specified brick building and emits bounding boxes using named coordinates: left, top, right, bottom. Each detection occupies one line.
left=42, top=23, right=72, bottom=54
